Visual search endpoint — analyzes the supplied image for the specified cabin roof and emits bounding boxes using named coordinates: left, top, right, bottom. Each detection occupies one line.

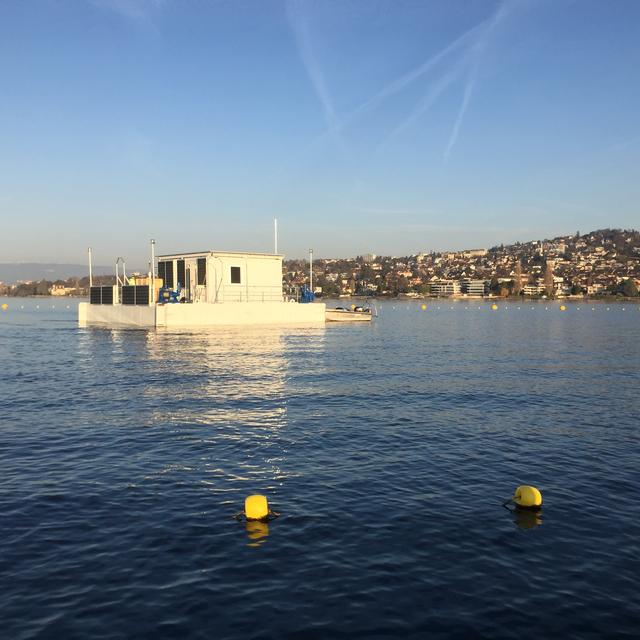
left=157, top=250, right=283, bottom=260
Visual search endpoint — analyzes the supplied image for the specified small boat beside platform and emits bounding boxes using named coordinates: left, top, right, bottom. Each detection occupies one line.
left=325, top=306, right=373, bottom=322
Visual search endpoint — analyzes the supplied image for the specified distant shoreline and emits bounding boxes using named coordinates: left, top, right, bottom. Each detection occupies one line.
left=319, top=294, right=639, bottom=303
left=1, top=294, right=637, bottom=304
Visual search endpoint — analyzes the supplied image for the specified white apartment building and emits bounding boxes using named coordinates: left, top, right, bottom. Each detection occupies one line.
left=461, top=279, right=488, bottom=296
left=431, top=280, right=461, bottom=296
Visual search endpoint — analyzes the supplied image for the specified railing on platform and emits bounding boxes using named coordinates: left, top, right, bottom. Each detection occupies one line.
left=219, top=285, right=283, bottom=303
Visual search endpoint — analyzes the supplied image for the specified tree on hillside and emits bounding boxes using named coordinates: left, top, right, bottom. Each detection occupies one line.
left=360, top=264, right=375, bottom=282
left=513, top=260, right=523, bottom=295
left=620, top=279, right=639, bottom=297
left=544, top=263, right=554, bottom=297
left=314, top=275, right=340, bottom=297
left=36, top=280, right=50, bottom=296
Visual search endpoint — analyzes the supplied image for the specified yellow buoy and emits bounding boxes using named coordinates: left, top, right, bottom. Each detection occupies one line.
left=351, top=304, right=356, bottom=310
left=560, top=305, right=566, bottom=311
left=512, top=485, right=542, bottom=510
left=421, top=304, right=427, bottom=311
left=244, top=494, right=270, bottom=521
left=491, top=303, right=498, bottom=311
left=1, top=303, right=7, bottom=311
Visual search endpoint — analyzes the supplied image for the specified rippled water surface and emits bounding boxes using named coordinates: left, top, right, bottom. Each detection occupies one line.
left=2, top=297, right=639, bottom=639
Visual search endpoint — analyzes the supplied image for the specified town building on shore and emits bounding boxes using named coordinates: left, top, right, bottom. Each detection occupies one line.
left=431, top=280, right=461, bottom=296
left=461, top=279, right=488, bottom=296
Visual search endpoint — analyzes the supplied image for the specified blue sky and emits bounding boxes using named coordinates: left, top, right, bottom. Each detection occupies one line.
left=0, top=0, right=638, bottom=265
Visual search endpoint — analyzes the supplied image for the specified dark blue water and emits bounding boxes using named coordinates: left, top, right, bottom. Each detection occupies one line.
left=2, top=297, right=639, bottom=639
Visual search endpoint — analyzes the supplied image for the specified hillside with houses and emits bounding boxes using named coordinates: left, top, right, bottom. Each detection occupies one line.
left=2, top=228, right=638, bottom=299
left=285, top=228, right=640, bottom=298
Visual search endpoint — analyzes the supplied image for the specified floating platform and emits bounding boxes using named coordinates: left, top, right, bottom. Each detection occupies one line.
left=79, top=300, right=326, bottom=328
left=80, top=248, right=328, bottom=328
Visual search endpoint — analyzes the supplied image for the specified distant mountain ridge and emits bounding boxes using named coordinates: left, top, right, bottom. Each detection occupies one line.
left=0, top=263, right=113, bottom=284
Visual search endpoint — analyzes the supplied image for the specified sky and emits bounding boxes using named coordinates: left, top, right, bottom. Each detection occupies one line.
left=0, top=0, right=639, bottom=265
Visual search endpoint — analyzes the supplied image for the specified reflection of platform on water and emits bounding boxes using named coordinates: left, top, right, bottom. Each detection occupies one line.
left=80, top=324, right=328, bottom=431
left=141, top=328, right=296, bottom=425
left=77, top=324, right=326, bottom=525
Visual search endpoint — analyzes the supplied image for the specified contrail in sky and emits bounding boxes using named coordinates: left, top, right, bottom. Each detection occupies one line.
left=329, top=5, right=509, bottom=142
left=302, top=13, right=488, bottom=154
left=291, top=0, right=518, bottom=162
left=348, top=17, right=487, bottom=124
left=286, top=0, right=346, bottom=151
left=443, top=1, right=513, bottom=162
left=92, top=0, right=165, bottom=29
left=382, top=57, right=469, bottom=147
left=443, top=63, right=478, bottom=163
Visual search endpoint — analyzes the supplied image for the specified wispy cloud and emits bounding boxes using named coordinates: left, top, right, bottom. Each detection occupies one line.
left=309, top=1, right=515, bottom=155
left=381, top=58, right=468, bottom=148
left=356, top=207, right=442, bottom=216
left=532, top=199, right=600, bottom=217
left=287, top=1, right=521, bottom=173
left=374, top=222, right=534, bottom=236
left=286, top=0, right=346, bottom=152
left=346, top=16, right=489, bottom=128
left=92, top=0, right=165, bottom=30
left=353, top=207, right=446, bottom=222
left=443, top=63, right=478, bottom=163
left=605, top=135, right=640, bottom=153
left=443, top=1, right=513, bottom=163
left=107, top=128, right=158, bottom=173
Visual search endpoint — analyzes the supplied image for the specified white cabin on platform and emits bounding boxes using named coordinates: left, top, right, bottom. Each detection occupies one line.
left=157, top=250, right=284, bottom=304
left=79, top=248, right=325, bottom=328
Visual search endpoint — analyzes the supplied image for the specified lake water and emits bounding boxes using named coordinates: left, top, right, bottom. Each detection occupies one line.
left=1, top=297, right=639, bottom=639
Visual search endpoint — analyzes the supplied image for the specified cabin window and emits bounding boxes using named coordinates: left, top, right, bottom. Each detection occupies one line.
left=230, top=266, right=241, bottom=284
left=176, top=259, right=185, bottom=288
left=158, top=260, right=173, bottom=289
left=197, top=258, right=206, bottom=285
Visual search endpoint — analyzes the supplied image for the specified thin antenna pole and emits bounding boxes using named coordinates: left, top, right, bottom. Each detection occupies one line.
left=88, top=247, right=93, bottom=287
left=274, top=218, right=278, bottom=254
left=309, top=248, right=313, bottom=293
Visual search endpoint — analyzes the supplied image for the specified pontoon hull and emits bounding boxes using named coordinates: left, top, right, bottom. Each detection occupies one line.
left=79, top=301, right=326, bottom=328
